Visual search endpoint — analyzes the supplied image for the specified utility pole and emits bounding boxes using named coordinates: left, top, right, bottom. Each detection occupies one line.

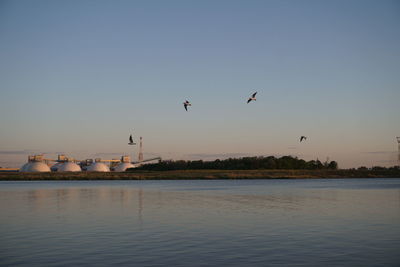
left=397, top=137, right=400, bottom=166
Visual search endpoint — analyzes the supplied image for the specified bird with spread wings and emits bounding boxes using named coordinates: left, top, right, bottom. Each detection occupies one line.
left=247, top=92, right=257, bottom=103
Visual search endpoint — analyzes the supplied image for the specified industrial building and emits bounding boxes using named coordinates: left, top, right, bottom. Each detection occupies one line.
left=19, top=137, right=161, bottom=172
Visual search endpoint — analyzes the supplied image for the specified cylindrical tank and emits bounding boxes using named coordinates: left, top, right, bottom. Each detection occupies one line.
left=20, top=162, right=51, bottom=172
left=86, top=162, right=110, bottom=172
left=113, top=162, right=136, bottom=172
left=58, top=162, right=81, bottom=172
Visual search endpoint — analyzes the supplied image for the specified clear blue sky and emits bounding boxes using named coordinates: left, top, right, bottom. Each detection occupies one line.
left=1, top=0, right=399, bottom=168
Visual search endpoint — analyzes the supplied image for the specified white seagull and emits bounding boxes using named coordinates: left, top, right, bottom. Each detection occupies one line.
left=183, top=100, right=191, bottom=111
left=247, top=92, right=257, bottom=103
left=128, top=134, right=136, bottom=145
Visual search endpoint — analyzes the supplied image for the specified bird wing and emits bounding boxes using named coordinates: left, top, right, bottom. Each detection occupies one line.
left=252, top=92, right=257, bottom=98
left=129, top=135, right=133, bottom=143
left=184, top=104, right=188, bottom=111
left=247, top=98, right=251, bottom=103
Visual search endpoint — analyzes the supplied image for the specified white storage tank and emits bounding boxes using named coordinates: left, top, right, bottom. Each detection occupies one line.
left=20, top=154, right=51, bottom=172
left=113, top=162, right=136, bottom=172
left=58, top=162, right=81, bottom=172
left=87, top=162, right=110, bottom=172
left=20, top=162, right=51, bottom=172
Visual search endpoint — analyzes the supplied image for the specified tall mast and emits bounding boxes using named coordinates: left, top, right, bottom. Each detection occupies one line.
left=397, top=137, right=400, bottom=166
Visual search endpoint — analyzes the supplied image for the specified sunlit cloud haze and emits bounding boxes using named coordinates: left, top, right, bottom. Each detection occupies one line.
left=1, top=0, right=399, bottom=168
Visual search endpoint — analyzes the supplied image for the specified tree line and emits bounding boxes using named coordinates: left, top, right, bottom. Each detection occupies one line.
left=132, top=156, right=339, bottom=171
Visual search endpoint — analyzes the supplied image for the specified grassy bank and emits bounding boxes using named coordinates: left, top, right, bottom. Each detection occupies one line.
left=1, top=169, right=400, bottom=180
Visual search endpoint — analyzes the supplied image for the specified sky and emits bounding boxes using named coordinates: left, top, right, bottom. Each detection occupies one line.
left=0, top=0, right=399, bottom=168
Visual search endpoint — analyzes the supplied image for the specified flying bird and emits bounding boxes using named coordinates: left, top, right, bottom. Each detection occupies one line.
left=247, top=92, right=257, bottom=103
left=128, top=134, right=136, bottom=145
left=183, top=100, right=191, bottom=111
left=300, top=136, right=307, bottom=142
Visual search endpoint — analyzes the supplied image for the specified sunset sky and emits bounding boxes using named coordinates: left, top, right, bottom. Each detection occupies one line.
left=1, top=0, right=399, bottom=168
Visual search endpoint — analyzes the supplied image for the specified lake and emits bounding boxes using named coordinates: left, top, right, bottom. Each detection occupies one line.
left=1, top=179, right=399, bottom=266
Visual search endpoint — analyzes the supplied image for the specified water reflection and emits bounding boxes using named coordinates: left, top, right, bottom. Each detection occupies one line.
left=1, top=179, right=400, bottom=266
left=4, top=183, right=400, bottom=225
left=138, top=189, right=143, bottom=229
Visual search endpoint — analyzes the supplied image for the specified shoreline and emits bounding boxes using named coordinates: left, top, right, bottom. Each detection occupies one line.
left=1, top=169, right=400, bottom=180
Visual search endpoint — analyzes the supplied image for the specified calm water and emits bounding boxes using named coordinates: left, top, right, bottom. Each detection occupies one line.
left=1, top=179, right=399, bottom=266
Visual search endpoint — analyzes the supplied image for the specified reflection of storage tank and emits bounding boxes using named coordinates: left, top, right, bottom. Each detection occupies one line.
left=58, top=162, right=81, bottom=172
left=87, top=159, right=110, bottom=172
left=20, top=162, right=51, bottom=172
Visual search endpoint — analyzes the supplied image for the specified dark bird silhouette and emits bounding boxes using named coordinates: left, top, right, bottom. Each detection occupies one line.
left=128, top=134, right=136, bottom=145
left=247, top=92, right=257, bottom=103
left=300, top=136, right=307, bottom=142
left=183, top=100, right=191, bottom=111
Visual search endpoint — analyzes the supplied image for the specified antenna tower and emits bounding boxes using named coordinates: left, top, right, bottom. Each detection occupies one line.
left=397, top=137, right=400, bottom=166
left=138, top=137, right=144, bottom=162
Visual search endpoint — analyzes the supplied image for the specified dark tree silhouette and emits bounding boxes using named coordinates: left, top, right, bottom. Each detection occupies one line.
left=133, top=156, right=340, bottom=171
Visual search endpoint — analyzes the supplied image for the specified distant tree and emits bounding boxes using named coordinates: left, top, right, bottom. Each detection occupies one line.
left=277, top=156, right=296, bottom=169
left=315, top=159, right=323, bottom=169
left=263, top=156, right=277, bottom=169
left=371, top=166, right=385, bottom=171
left=328, top=161, right=338, bottom=170
left=305, top=160, right=317, bottom=170
left=389, top=166, right=400, bottom=171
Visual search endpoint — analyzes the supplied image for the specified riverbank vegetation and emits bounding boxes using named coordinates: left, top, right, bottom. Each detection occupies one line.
left=1, top=168, right=399, bottom=180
